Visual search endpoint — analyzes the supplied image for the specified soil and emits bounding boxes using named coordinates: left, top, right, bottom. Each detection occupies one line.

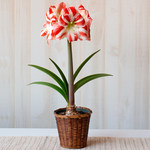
left=57, top=110, right=86, bottom=115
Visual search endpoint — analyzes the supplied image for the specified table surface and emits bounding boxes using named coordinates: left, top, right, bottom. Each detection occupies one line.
left=0, top=128, right=150, bottom=137
left=0, top=129, right=150, bottom=150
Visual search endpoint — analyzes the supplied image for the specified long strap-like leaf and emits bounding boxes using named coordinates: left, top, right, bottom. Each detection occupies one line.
left=29, top=82, right=68, bottom=103
left=74, top=50, right=100, bottom=81
left=28, top=64, right=67, bottom=95
left=49, top=58, right=68, bottom=93
left=74, top=73, right=112, bottom=93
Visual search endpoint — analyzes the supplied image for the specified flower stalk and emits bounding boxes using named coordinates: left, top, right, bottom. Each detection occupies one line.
left=67, top=40, right=75, bottom=106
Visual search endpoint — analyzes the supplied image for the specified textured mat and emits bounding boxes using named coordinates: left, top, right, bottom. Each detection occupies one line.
left=0, top=137, right=149, bottom=150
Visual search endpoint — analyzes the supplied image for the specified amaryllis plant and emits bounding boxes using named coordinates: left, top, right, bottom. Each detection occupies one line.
left=29, top=2, right=112, bottom=108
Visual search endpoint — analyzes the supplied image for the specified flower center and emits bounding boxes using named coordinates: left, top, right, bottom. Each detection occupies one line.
left=67, top=22, right=75, bottom=30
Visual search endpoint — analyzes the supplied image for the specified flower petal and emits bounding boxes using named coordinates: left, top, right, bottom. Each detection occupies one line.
left=78, top=5, right=92, bottom=26
left=53, top=24, right=67, bottom=39
left=74, top=14, right=85, bottom=27
left=41, top=29, right=47, bottom=36
left=55, top=2, right=66, bottom=15
left=68, top=7, right=77, bottom=16
left=59, top=15, right=69, bottom=26
left=61, top=8, right=69, bottom=15
left=78, top=5, right=92, bottom=40
left=68, top=32, right=78, bottom=42
left=49, top=5, right=56, bottom=14
left=68, top=7, right=78, bottom=22
left=78, top=25, right=88, bottom=40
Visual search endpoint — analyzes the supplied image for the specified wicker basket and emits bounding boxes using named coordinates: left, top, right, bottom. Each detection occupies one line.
left=54, top=106, right=92, bottom=149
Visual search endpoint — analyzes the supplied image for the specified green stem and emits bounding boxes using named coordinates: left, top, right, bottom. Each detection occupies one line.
left=67, top=40, right=75, bottom=106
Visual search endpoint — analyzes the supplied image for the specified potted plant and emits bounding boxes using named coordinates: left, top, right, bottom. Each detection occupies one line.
left=29, top=2, right=112, bottom=149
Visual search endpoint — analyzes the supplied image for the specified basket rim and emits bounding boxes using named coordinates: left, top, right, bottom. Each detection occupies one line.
left=54, top=106, right=92, bottom=118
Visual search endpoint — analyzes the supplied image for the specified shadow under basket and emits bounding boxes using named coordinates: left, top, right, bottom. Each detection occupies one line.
left=54, top=106, right=92, bottom=149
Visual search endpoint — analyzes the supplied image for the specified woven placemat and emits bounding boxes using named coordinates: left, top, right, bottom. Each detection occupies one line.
left=0, top=137, right=149, bottom=150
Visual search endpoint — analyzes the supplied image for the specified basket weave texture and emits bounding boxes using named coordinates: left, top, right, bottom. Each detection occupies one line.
left=54, top=107, right=92, bottom=149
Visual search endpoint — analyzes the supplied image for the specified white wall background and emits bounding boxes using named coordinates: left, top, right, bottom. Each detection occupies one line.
left=0, top=0, right=150, bottom=129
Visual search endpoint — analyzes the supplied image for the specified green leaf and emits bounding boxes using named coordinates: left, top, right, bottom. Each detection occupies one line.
left=29, top=82, right=68, bottom=104
left=74, top=50, right=100, bottom=81
left=49, top=58, right=68, bottom=93
left=74, top=73, right=113, bottom=92
left=28, top=64, right=67, bottom=95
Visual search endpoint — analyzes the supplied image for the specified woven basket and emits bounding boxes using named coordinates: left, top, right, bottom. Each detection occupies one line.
left=54, top=106, right=92, bottom=149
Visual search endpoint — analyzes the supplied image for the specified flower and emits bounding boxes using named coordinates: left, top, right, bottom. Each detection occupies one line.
left=41, top=2, right=66, bottom=43
left=41, top=3, right=92, bottom=43
left=78, top=5, right=93, bottom=40
left=54, top=6, right=86, bottom=42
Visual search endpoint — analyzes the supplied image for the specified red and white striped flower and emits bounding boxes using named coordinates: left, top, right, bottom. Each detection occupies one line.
left=46, top=2, right=66, bottom=25
left=41, top=2, right=92, bottom=43
left=53, top=6, right=86, bottom=42
left=78, top=5, right=92, bottom=40
left=41, top=2, right=66, bottom=43
left=41, top=22, right=54, bottom=44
